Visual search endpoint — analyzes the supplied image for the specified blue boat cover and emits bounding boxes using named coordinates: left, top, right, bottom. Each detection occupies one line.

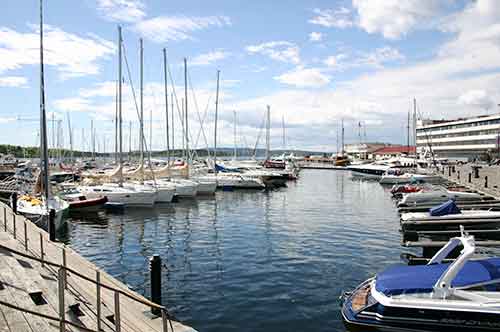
left=375, top=258, right=500, bottom=296
left=429, top=199, right=461, bottom=216
left=215, top=164, right=241, bottom=173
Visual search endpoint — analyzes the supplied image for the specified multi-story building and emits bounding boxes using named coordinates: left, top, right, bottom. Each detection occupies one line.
left=416, top=113, right=500, bottom=159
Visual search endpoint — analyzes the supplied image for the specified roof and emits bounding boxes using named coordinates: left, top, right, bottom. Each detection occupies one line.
left=375, top=258, right=500, bottom=296
left=373, top=146, right=416, bottom=155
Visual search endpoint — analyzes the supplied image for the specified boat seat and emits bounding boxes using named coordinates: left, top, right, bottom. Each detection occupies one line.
left=375, top=258, right=500, bottom=296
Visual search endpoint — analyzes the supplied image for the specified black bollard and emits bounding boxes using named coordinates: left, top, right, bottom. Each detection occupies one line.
left=448, top=166, right=451, bottom=177
left=48, top=209, right=56, bottom=242
left=457, top=170, right=460, bottom=180
left=485, top=176, right=489, bottom=188
left=150, top=255, right=162, bottom=315
left=468, top=173, right=472, bottom=183
left=10, top=192, right=17, bottom=214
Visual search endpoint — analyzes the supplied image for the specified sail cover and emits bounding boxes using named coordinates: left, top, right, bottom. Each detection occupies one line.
left=375, top=258, right=500, bottom=296
left=429, top=199, right=461, bottom=216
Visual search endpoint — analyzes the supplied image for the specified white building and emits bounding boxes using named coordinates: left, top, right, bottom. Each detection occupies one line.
left=416, top=113, right=500, bottom=159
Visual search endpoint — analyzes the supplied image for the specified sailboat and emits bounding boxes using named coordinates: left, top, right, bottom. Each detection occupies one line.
left=17, top=0, right=69, bottom=230
left=78, top=28, right=156, bottom=207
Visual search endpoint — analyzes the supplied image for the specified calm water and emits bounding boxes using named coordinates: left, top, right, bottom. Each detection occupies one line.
left=65, top=170, right=403, bottom=332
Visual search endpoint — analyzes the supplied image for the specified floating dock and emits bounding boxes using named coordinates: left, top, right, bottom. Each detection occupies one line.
left=0, top=201, right=196, bottom=332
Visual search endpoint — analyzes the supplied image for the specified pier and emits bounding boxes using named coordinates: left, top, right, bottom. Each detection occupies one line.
left=0, top=201, right=196, bottom=332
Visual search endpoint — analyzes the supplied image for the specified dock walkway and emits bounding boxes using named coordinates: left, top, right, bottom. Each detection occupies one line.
left=0, top=201, right=196, bottom=332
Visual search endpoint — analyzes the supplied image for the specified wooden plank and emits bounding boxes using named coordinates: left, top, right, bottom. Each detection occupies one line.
left=0, top=307, right=12, bottom=332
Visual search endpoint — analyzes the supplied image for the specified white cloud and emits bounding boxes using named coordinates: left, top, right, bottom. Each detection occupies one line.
left=245, top=41, right=300, bottom=64
left=309, top=31, right=323, bottom=42
left=0, top=25, right=114, bottom=79
left=0, top=76, right=27, bottom=87
left=324, top=47, right=404, bottom=70
left=274, top=67, right=330, bottom=88
left=352, top=0, right=448, bottom=39
left=458, top=90, right=495, bottom=110
left=191, top=50, right=230, bottom=66
left=309, top=7, right=353, bottom=28
left=134, top=15, right=231, bottom=43
left=96, top=0, right=146, bottom=23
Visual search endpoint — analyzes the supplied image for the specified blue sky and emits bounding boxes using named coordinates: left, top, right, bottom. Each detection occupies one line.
left=1, top=0, right=500, bottom=152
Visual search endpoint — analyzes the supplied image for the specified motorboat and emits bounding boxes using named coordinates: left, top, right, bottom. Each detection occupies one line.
left=216, top=174, right=266, bottom=189
left=77, top=183, right=156, bottom=207
left=398, top=187, right=484, bottom=207
left=63, top=192, right=108, bottom=211
left=342, top=231, right=500, bottom=331
left=17, top=194, right=69, bottom=230
left=380, top=169, right=443, bottom=185
left=347, top=163, right=393, bottom=179
left=400, top=200, right=500, bottom=233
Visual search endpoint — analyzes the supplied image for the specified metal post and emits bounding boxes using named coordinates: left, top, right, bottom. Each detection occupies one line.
left=150, top=254, right=162, bottom=315
left=457, top=170, right=460, bottom=180
left=58, top=268, right=65, bottom=332
left=13, top=214, right=16, bottom=239
left=114, top=291, right=121, bottom=332
left=10, top=192, right=17, bottom=214
left=24, top=219, right=28, bottom=251
left=448, top=166, right=451, bottom=177
left=49, top=209, right=55, bottom=241
left=162, top=310, right=169, bottom=332
left=468, top=172, right=472, bottom=183
left=40, top=233, right=44, bottom=267
left=96, top=270, right=101, bottom=332
left=62, top=247, right=67, bottom=289
left=485, top=176, right=488, bottom=188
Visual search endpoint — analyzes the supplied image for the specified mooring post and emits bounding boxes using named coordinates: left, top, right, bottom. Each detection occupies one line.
left=485, top=176, right=488, bottom=188
left=150, top=254, right=162, bottom=315
left=49, top=209, right=56, bottom=242
left=468, top=172, right=472, bottom=183
left=457, top=170, right=460, bottom=180
left=10, top=192, right=17, bottom=214
left=448, top=166, right=451, bottom=177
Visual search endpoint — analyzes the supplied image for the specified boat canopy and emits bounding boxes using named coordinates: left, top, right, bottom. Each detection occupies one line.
left=375, top=258, right=500, bottom=296
left=429, top=199, right=461, bottom=217
left=215, top=164, right=240, bottom=173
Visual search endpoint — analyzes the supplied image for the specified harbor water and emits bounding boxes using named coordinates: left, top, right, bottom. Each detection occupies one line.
left=65, top=170, right=403, bottom=332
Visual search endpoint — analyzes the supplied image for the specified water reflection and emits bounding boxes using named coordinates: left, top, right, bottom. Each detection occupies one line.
left=66, top=170, right=403, bottom=332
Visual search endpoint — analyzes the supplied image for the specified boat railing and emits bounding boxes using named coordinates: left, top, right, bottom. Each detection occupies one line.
left=0, top=202, right=175, bottom=332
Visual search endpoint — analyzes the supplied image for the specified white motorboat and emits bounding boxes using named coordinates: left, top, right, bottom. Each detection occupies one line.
left=216, top=174, right=266, bottom=189
left=342, top=231, right=500, bottom=331
left=379, top=169, right=443, bottom=184
left=17, top=195, right=69, bottom=230
left=398, top=187, right=483, bottom=207
left=347, top=163, right=393, bottom=179
left=77, top=183, right=156, bottom=206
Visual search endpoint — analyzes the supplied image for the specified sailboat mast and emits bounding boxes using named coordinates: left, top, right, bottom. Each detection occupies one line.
left=282, top=114, right=285, bottom=151
left=67, top=113, right=73, bottom=163
left=341, top=118, right=345, bottom=155
left=413, top=97, right=417, bottom=150
left=233, top=110, right=237, bottom=160
left=171, top=92, right=174, bottom=155
left=114, top=79, right=118, bottom=163
left=407, top=107, right=410, bottom=153
left=91, top=119, right=95, bottom=160
left=266, top=105, right=270, bottom=160
left=118, top=26, right=123, bottom=186
left=139, top=38, right=144, bottom=179
left=214, top=70, right=220, bottom=172
left=163, top=48, right=170, bottom=165
left=39, top=0, right=49, bottom=201
left=128, top=121, right=132, bottom=160
left=184, top=58, right=189, bottom=163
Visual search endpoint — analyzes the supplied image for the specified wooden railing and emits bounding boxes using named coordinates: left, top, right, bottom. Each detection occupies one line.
left=0, top=202, right=175, bottom=332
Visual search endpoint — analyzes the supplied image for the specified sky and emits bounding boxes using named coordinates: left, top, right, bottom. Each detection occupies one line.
left=1, top=0, right=500, bottom=153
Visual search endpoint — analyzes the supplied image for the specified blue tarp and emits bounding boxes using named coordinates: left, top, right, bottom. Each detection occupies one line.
left=215, top=164, right=241, bottom=173
left=375, top=258, right=500, bottom=296
left=429, top=199, right=461, bottom=216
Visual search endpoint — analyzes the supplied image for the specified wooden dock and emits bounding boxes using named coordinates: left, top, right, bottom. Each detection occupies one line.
left=0, top=201, right=197, bottom=332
